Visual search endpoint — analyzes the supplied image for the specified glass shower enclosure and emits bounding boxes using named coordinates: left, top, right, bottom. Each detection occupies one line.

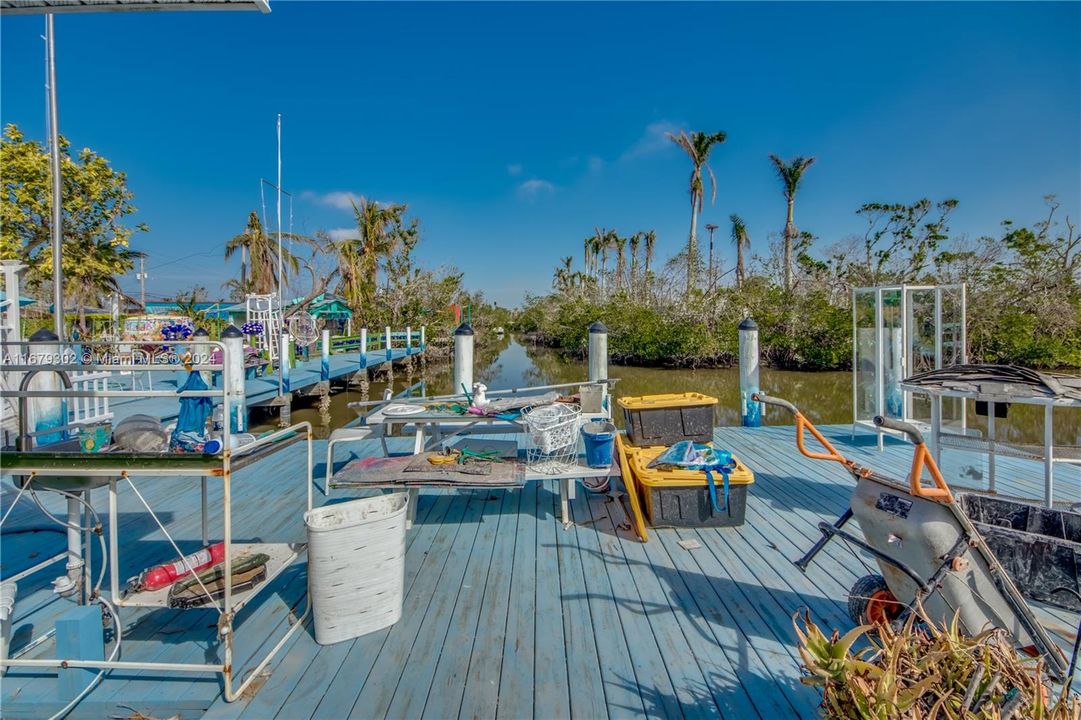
left=852, top=284, right=967, bottom=448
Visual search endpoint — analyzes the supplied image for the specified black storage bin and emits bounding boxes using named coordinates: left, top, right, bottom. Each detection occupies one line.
left=618, top=393, right=717, bottom=446
left=645, top=484, right=749, bottom=528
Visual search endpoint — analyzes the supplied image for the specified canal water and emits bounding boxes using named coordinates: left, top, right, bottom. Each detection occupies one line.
left=256, top=335, right=1080, bottom=446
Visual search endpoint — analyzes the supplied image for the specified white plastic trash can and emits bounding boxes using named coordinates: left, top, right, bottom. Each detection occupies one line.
left=305, top=492, right=408, bottom=645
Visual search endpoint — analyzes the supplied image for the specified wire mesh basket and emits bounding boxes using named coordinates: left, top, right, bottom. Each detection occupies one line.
left=520, top=403, right=581, bottom=475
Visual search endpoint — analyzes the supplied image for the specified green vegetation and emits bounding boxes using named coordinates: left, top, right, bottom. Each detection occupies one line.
left=517, top=128, right=1080, bottom=370
left=1, top=124, right=145, bottom=332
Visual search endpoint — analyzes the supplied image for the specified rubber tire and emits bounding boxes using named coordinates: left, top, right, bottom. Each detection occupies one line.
left=848, top=573, right=897, bottom=625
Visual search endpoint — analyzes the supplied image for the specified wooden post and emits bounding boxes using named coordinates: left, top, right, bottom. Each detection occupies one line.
left=320, top=328, right=330, bottom=382
left=453, top=322, right=474, bottom=393
left=385, top=325, right=393, bottom=361
left=420, top=325, right=426, bottom=349
left=221, top=325, right=247, bottom=433
left=739, top=318, right=761, bottom=427
left=55, top=605, right=103, bottom=700
left=359, top=327, right=368, bottom=369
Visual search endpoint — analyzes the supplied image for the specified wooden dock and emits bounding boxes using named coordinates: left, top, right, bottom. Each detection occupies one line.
left=105, top=345, right=423, bottom=424
left=1, top=423, right=1078, bottom=719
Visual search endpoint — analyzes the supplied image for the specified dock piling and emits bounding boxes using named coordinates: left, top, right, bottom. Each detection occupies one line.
left=222, top=325, right=247, bottom=433
left=453, top=322, right=474, bottom=393
left=739, top=318, right=761, bottom=427
left=588, top=321, right=608, bottom=382
left=320, top=328, right=330, bottom=383
left=359, top=327, right=368, bottom=369
left=385, top=325, right=392, bottom=361
left=406, top=326, right=412, bottom=355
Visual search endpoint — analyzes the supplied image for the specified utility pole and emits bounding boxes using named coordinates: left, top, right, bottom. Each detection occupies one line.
left=705, top=223, right=719, bottom=291
left=136, top=257, right=147, bottom=308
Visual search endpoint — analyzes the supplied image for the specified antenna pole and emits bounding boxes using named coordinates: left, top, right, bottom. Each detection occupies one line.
left=46, top=14, right=64, bottom=340
left=276, top=113, right=283, bottom=397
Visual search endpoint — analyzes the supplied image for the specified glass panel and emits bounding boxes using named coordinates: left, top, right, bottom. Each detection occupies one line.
left=906, top=288, right=937, bottom=425
left=882, top=288, right=904, bottom=419
left=853, top=289, right=877, bottom=424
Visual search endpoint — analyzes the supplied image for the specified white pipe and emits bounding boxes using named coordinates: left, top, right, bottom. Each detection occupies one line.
left=46, top=15, right=63, bottom=341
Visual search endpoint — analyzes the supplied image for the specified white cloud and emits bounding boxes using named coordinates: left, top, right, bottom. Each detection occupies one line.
left=620, top=120, right=681, bottom=161
left=302, top=190, right=363, bottom=211
left=327, top=228, right=359, bottom=241
left=516, top=178, right=555, bottom=200
left=507, top=163, right=523, bottom=176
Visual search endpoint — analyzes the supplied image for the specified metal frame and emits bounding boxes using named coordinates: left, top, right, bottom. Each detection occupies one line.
left=852, top=284, right=967, bottom=449
left=0, top=338, right=313, bottom=703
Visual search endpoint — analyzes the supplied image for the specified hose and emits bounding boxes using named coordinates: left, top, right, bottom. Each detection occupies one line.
left=27, top=487, right=108, bottom=596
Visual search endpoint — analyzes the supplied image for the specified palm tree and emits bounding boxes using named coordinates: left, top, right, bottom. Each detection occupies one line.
left=225, top=211, right=303, bottom=295
left=629, top=232, right=641, bottom=288
left=583, top=237, right=593, bottom=279
left=614, top=234, right=627, bottom=291
left=729, top=213, right=750, bottom=290
left=643, top=230, right=656, bottom=279
left=668, top=130, right=727, bottom=294
left=554, top=255, right=574, bottom=291
left=768, top=154, right=816, bottom=292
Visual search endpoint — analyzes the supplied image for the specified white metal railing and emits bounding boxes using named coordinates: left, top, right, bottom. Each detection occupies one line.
left=69, top=370, right=112, bottom=425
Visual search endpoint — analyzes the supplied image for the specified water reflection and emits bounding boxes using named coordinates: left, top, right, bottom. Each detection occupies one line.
left=256, top=336, right=1080, bottom=446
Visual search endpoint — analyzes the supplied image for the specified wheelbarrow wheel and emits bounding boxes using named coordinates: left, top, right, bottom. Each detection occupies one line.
left=848, top=574, right=902, bottom=626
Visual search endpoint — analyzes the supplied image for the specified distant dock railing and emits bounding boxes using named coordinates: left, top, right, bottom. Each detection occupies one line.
left=329, top=326, right=425, bottom=356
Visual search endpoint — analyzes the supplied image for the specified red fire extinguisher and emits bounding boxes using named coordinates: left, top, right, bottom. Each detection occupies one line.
left=137, top=542, right=226, bottom=591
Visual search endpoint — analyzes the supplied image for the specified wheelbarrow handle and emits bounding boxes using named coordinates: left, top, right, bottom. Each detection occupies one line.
left=873, top=416, right=925, bottom=445
left=752, top=393, right=797, bottom=416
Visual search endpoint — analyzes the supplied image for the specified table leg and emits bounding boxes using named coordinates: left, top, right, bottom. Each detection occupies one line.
left=407, top=488, right=419, bottom=529
left=930, top=396, right=942, bottom=466
left=987, top=404, right=996, bottom=494
left=560, top=478, right=572, bottom=529
left=201, top=477, right=209, bottom=545
left=1044, top=404, right=1054, bottom=508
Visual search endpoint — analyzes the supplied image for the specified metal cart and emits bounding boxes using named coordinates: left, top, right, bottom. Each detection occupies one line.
left=0, top=337, right=313, bottom=702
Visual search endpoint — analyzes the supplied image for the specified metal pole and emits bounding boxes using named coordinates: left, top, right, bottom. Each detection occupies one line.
left=46, top=14, right=64, bottom=340
left=138, top=257, right=147, bottom=309
left=453, top=322, right=474, bottom=392
left=276, top=114, right=283, bottom=397
left=738, top=318, right=761, bottom=427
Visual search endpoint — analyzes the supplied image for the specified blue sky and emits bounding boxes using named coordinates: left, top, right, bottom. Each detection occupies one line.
left=2, top=1, right=1079, bottom=307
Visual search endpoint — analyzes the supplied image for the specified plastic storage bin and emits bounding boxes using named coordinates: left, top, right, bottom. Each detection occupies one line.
left=618, top=393, right=717, bottom=446
left=305, top=493, right=408, bottom=645
left=626, top=445, right=754, bottom=528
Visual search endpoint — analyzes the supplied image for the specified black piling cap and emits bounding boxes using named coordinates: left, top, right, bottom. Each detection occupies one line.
left=221, top=325, right=243, bottom=339
left=193, top=327, right=210, bottom=338
left=589, top=321, right=608, bottom=334
left=455, top=322, right=474, bottom=336
left=29, top=328, right=59, bottom=342
left=738, top=317, right=758, bottom=331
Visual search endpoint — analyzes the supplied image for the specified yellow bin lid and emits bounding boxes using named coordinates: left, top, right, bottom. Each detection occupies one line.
left=617, top=392, right=718, bottom=411
left=627, top=445, right=754, bottom=487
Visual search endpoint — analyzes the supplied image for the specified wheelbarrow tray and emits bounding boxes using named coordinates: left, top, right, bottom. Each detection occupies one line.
left=851, top=471, right=1068, bottom=679
left=957, top=493, right=1081, bottom=613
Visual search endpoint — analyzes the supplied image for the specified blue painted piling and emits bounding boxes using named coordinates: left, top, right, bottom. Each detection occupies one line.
left=739, top=318, right=761, bottom=427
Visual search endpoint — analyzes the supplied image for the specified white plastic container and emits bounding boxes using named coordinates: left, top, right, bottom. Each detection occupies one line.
left=305, top=493, right=408, bottom=645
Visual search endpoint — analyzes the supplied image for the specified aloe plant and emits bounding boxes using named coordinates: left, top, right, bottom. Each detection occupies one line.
left=794, top=610, right=1079, bottom=719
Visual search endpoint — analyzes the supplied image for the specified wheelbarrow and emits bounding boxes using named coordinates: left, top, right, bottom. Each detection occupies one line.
left=753, top=393, right=1074, bottom=681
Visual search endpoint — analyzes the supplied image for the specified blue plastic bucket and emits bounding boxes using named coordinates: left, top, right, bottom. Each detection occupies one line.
left=581, top=421, right=617, bottom=468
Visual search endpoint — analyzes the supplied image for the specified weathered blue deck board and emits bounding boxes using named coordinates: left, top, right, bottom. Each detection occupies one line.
left=494, top=480, right=539, bottom=720
left=533, top=483, right=573, bottom=719
left=456, top=487, right=523, bottom=720
left=383, top=490, right=494, bottom=719
left=565, top=492, right=646, bottom=720
left=419, top=487, right=511, bottom=720
left=346, top=491, right=483, bottom=719
left=4, top=423, right=1079, bottom=719
left=588, top=487, right=684, bottom=719
left=554, top=491, right=608, bottom=720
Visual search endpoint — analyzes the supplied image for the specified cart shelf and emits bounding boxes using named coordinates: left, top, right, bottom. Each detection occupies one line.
left=116, top=542, right=305, bottom=610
